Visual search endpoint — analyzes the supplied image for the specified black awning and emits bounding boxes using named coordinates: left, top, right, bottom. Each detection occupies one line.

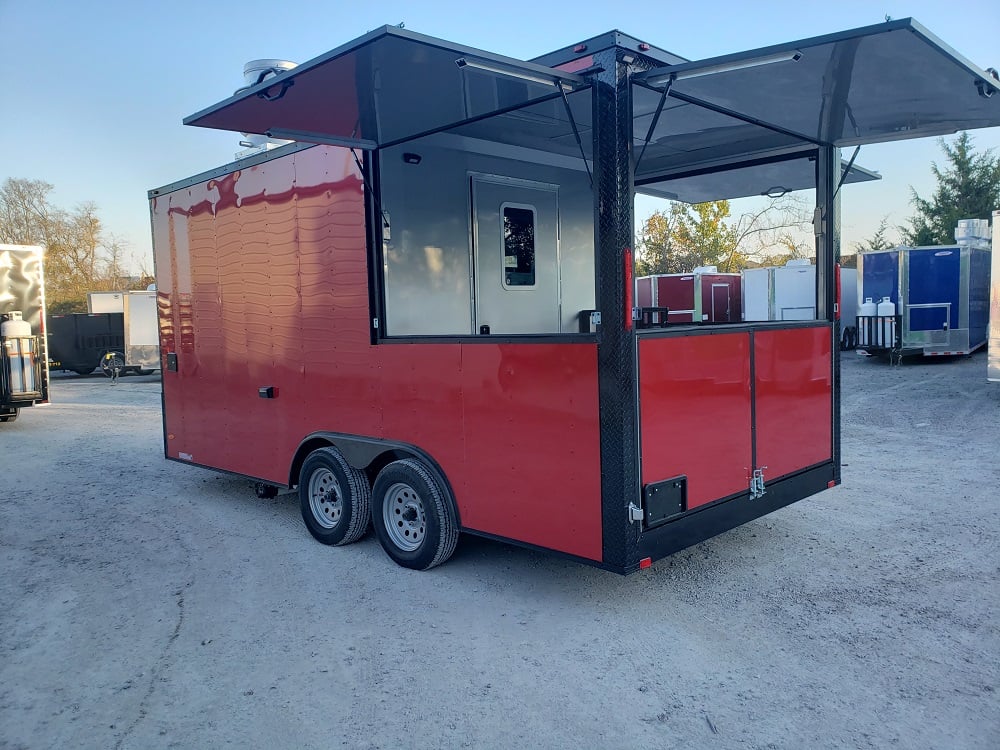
left=184, top=26, right=585, bottom=150
left=633, top=18, right=1000, bottom=148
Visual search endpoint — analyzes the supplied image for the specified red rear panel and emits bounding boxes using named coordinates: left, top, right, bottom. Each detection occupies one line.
left=152, top=146, right=603, bottom=561
left=754, top=326, right=833, bottom=479
left=655, top=276, right=696, bottom=323
left=638, top=333, right=753, bottom=509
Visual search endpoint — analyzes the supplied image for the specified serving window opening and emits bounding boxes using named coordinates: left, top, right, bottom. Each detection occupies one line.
left=376, top=84, right=595, bottom=338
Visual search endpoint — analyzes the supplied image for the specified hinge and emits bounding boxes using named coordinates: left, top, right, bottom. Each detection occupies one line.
left=590, top=311, right=602, bottom=327
left=750, top=467, right=768, bottom=500
left=628, top=502, right=644, bottom=524
left=372, top=317, right=380, bottom=330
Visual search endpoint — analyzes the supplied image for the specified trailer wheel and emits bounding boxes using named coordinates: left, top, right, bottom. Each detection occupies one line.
left=101, top=352, right=125, bottom=378
left=371, top=458, right=458, bottom=570
left=298, top=447, right=371, bottom=546
left=0, top=409, right=17, bottom=423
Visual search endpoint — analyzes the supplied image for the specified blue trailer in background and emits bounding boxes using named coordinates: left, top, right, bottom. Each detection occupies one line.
left=858, top=244, right=991, bottom=357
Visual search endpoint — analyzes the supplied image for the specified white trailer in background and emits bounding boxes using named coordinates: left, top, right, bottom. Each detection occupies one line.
left=989, top=210, right=1000, bottom=382
left=742, top=260, right=816, bottom=322
left=123, top=290, right=159, bottom=372
left=87, top=291, right=125, bottom=314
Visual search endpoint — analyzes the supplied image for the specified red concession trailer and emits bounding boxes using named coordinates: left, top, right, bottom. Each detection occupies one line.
left=151, top=20, right=1000, bottom=572
left=637, top=269, right=742, bottom=323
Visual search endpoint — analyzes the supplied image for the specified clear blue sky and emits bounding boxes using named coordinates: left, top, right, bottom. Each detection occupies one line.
left=2, top=0, right=998, bottom=269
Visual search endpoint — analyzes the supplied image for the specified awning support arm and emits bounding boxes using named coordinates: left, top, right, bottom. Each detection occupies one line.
left=833, top=145, right=861, bottom=199
left=558, top=87, right=593, bottom=188
left=635, top=78, right=673, bottom=172
left=662, top=86, right=829, bottom=147
left=378, top=90, right=565, bottom=150
left=350, top=149, right=389, bottom=231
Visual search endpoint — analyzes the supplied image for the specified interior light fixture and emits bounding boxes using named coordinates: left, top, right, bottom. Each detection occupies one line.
left=644, top=50, right=802, bottom=87
left=456, top=57, right=573, bottom=90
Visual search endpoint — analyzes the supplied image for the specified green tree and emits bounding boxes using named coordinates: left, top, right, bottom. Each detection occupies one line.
left=904, top=132, right=1000, bottom=246
left=636, top=197, right=809, bottom=275
left=0, top=178, right=135, bottom=312
left=854, top=216, right=895, bottom=254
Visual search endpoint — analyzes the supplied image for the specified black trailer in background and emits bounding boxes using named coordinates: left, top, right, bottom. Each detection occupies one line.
left=47, top=313, right=153, bottom=377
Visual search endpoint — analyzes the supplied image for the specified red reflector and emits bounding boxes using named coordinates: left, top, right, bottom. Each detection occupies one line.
left=827, top=480, right=836, bottom=488
left=639, top=557, right=652, bottom=569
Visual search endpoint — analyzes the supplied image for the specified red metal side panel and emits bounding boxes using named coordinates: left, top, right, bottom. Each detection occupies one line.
left=754, top=326, right=832, bottom=479
left=154, top=146, right=371, bottom=479
left=373, top=343, right=602, bottom=560
left=458, top=344, right=602, bottom=560
left=639, top=334, right=752, bottom=509
left=153, top=145, right=603, bottom=561
left=656, top=276, right=696, bottom=323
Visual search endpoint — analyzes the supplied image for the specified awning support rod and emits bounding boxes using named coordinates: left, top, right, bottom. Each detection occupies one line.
left=378, top=90, right=566, bottom=151
left=350, top=149, right=390, bottom=231
left=644, top=83, right=829, bottom=148
left=833, top=145, right=861, bottom=199
left=559, top=87, right=593, bottom=188
left=635, top=78, right=673, bottom=172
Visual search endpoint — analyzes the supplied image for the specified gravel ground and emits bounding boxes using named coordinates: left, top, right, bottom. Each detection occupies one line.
left=1, top=353, right=998, bottom=750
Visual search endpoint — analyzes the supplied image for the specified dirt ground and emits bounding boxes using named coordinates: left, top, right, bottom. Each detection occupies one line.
left=1, top=353, right=998, bottom=750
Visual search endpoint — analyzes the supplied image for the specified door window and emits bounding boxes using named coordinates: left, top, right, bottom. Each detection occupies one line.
left=501, top=204, right=536, bottom=288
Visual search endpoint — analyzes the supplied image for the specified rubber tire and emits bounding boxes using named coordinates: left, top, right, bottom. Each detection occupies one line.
left=0, top=410, right=18, bottom=423
left=298, top=447, right=371, bottom=546
left=134, top=368, right=155, bottom=376
left=101, top=352, right=125, bottom=377
left=371, top=458, right=459, bottom=570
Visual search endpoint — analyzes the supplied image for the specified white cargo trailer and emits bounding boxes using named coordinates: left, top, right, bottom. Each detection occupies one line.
left=742, top=260, right=816, bottom=322
left=123, top=290, right=160, bottom=372
left=87, top=291, right=125, bottom=314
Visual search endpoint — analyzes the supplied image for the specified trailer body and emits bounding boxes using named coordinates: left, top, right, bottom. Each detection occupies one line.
left=153, top=20, right=1000, bottom=571
left=123, top=291, right=160, bottom=371
left=47, top=313, right=125, bottom=375
left=87, top=291, right=125, bottom=314
left=839, top=266, right=859, bottom=324
left=990, top=211, right=1000, bottom=382
left=636, top=272, right=742, bottom=323
left=0, top=244, right=48, bottom=420
left=859, top=244, right=991, bottom=356
left=741, top=262, right=816, bottom=322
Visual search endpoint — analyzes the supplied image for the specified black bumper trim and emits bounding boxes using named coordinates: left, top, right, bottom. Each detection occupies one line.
left=633, top=462, right=836, bottom=571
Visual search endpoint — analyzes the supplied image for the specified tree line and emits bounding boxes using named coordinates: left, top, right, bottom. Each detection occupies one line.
left=637, top=132, right=1000, bottom=275
left=0, top=178, right=152, bottom=314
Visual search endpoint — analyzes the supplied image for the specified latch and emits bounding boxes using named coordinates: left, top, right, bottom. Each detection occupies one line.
left=628, top=502, right=644, bottom=524
left=750, top=467, right=768, bottom=500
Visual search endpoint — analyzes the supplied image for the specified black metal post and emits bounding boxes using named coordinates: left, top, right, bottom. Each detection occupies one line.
left=816, top=145, right=842, bottom=483
left=593, top=49, right=641, bottom=569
